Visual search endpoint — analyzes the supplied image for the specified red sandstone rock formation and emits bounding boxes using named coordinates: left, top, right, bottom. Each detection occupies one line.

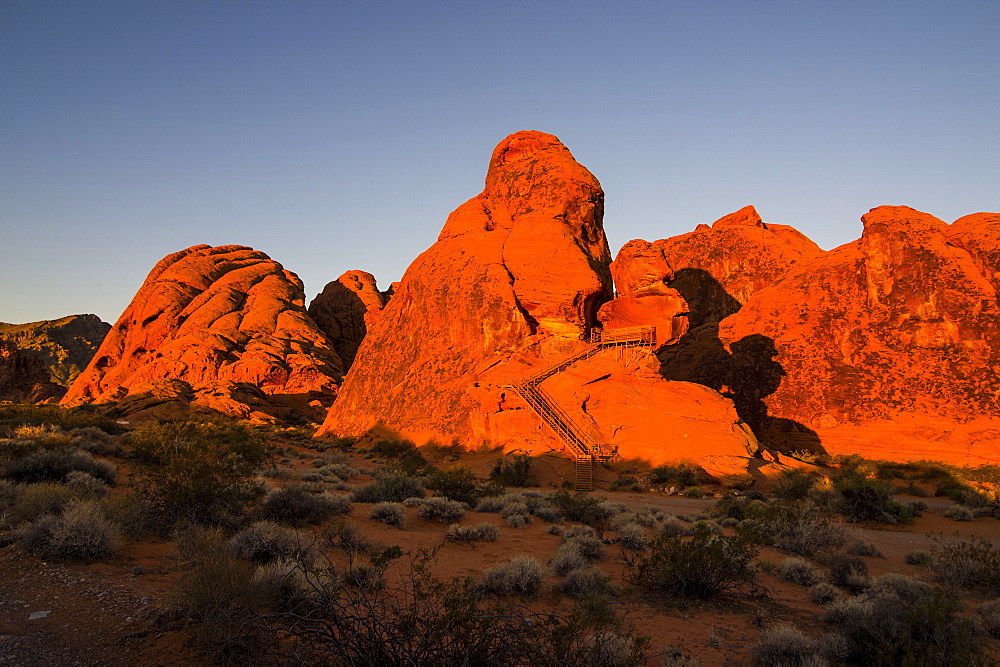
left=712, top=206, right=1000, bottom=464
left=62, top=245, right=343, bottom=419
left=642, top=205, right=824, bottom=326
left=318, top=131, right=757, bottom=473
left=308, top=270, right=388, bottom=368
left=0, top=341, right=49, bottom=402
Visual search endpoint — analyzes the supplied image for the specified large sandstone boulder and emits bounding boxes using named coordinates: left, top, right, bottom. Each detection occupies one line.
left=709, top=205, right=1000, bottom=464
left=0, top=341, right=49, bottom=402
left=62, top=245, right=343, bottom=420
left=0, top=314, right=111, bottom=387
left=318, top=131, right=758, bottom=473
left=308, top=270, right=388, bottom=368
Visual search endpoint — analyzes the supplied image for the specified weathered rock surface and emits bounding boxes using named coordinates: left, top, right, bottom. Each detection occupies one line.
left=318, top=131, right=758, bottom=472
left=0, top=314, right=110, bottom=387
left=700, top=205, right=1000, bottom=464
left=62, top=244, right=343, bottom=419
left=642, top=205, right=824, bottom=327
left=308, top=270, right=388, bottom=368
left=0, top=341, right=49, bottom=402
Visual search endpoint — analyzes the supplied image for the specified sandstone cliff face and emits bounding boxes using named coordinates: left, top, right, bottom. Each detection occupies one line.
left=0, top=341, right=49, bottom=402
left=0, top=314, right=111, bottom=387
left=318, top=131, right=757, bottom=473
left=643, top=205, right=824, bottom=326
left=62, top=245, right=343, bottom=419
left=709, top=206, right=1000, bottom=464
left=308, top=270, right=388, bottom=368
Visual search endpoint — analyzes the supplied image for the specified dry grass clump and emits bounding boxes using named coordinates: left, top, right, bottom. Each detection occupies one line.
left=549, top=531, right=607, bottom=575
left=444, top=522, right=499, bottom=543
left=416, top=497, right=465, bottom=523
left=369, top=502, right=406, bottom=527
left=739, top=502, right=846, bottom=557
left=477, top=555, right=543, bottom=597
left=70, top=427, right=123, bottom=457
left=750, top=625, right=825, bottom=666
left=776, top=558, right=822, bottom=587
left=19, top=501, right=120, bottom=560
left=475, top=522, right=500, bottom=542
left=10, top=482, right=79, bottom=524
left=5, top=448, right=116, bottom=485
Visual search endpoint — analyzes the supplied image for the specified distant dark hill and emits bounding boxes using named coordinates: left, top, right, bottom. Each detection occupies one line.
left=0, top=314, right=111, bottom=387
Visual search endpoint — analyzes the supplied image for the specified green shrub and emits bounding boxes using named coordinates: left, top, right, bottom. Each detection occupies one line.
left=488, top=454, right=535, bottom=487
left=944, top=505, right=975, bottom=521
left=370, top=439, right=417, bottom=458
left=629, top=525, right=759, bottom=599
left=773, top=469, right=816, bottom=501
left=130, top=419, right=273, bottom=525
left=19, top=501, right=120, bottom=560
left=681, top=486, right=704, bottom=498
left=0, top=404, right=122, bottom=435
left=352, top=473, right=426, bottom=504
left=834, top=473, right=912, bottom=524
left=547, top=490, right=609, bottom=527
left=426, top=465, right=482, bottom=505
left=649, top=463, right=702, bottom=487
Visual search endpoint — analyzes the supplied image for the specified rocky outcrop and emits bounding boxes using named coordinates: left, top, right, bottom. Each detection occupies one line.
left=705, top=205, right=1000, bottom=464
left=0, top=314, right=110, bottom=387
left=0, top=341, right=49, bottom=402
left=643, top=205, right=824, bottom=327
left=318, top=131, right=758, bottom=472
left=62, top=244, right=344, bottom=421
left=308, top=270, right=388, bottom=368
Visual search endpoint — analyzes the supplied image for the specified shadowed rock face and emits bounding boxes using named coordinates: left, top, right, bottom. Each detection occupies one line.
left=0, top=314, right=111, bottom=387
left=62, top=244, right=344, bottom=415
left=318, top=131, right=758, bottom=475
left=308, top=270, right=388, bottom=369
left=715, top=206, right=1000, bottom=463
left=0, top=341, right=49, bottom=401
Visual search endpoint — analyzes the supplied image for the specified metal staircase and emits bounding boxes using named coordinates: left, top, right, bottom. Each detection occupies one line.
left=504, top=326, right=656, bottom=491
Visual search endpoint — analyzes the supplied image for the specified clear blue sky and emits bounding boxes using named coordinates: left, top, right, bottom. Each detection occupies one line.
left=2, top=0, right=997, bottom=324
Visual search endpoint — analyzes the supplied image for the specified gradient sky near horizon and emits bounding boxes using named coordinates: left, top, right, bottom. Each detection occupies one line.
left=2, top=0, right=998, bottom=325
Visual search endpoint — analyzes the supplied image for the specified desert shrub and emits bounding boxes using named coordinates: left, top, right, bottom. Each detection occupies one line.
left=19, top=501, right=120, bottom=559
left=660, top=516, right=690, bottom=537
left=505, top=513, right=531, bottom=528
left=905, top=550, right=933, bottom=566
left=738, top=502, right=846, bottom=557
left=323, top=520, right=377, bottom=555
left=809, top=582, right=840, bottom=604
left=944, top=505, right=975, bottom=522
left=776, top=558, right=821, bottom=587
left=475, top=496, right=505, bottom=513
left=417, top=497, right=465, bottom=523
left=617, top=523, right=649, bottom=552
left=558, top=566, right=613, bottom=598
left=500, top=500, right=530, bottom=518
left=130, top=419, right=272, bottom=525
left=834, top=473, right=912, bottom=524
left=551, top=542, right=591, bottom=576
left=426, top=464, right=488, bottom=505
left=547, top=490, right=610, bottom=527
left=773, top=470, right=818, bottom=501
left=711, top=493, right=764, bottom=521
left=0, top=478, right=20, bottom=511
left=629, top=525, right=759, bottom=599
left=487, top=454, right=535, bottom=487
left=64, top=470, right=109, bottom=498
left=260, top=486, right=351, bottom=526
left=719, top=517, right=739, bottom=528
left=692, top=519, right=722, bottom=535
left=99, top=491, right=158, bottom=538
left=844, top=539, right=883, bottom=558
left=0, top=404, right=121, bottom=435
left=610, top=476, right=643, bottom=492
left=352, top=473, right=426, bottom=504
left=977, top=599, right=1000, bottom=638
left=402, top=496, right=424, bottom=507
left=907, top=499, right=929, bottom=515
left=297, top=470, right=325, bottom=484
left=369, top=438, right=416, bottom=458
left=751, top=625, right=824, bottom=666
left=649, top=463, right=702, bottom=487
left=532, top=502, right=563, bottom=523
left=869, top=573, right=933, bottom=604
left=70, top=427, right=123, bottom=457
left=827, top=554, right=871, bottom=594
left=228, top=521, right=305, bottom=564
left=929, top=536, right=1000, bottom=593
left=477, top=555, right=544, bottom=597
left=822, top=586, right=979, bottom=665
left=321, top=462, right=359, bottom=480
left=10, top=481, right=79, bottom=524
left=369, top=501, right=406, bottom=527
left=681, top=486, right=704, bottom=498
left=5, top=448, right=115, bottom=485
left=562, top=532, right=606, bottom=559
left=475, top=522, right=499, bottom=542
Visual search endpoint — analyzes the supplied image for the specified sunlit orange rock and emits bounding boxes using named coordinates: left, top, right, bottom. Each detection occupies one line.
left=317, top=131, right=757, bottom=473
left=308, top=270, right=388, bottom=368
left=62, top=245, right=344, bottom=417
left=713, top=205, right=1000, bottom=464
